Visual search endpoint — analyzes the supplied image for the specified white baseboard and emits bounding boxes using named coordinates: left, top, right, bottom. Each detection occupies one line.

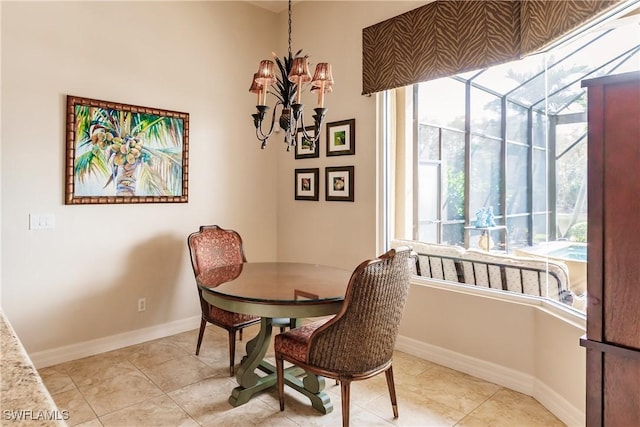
left=395, top=334, right=584, bottom=427
left=30, top=315, right=201, bottom=369
left=533, top=378, right=585, bottom=427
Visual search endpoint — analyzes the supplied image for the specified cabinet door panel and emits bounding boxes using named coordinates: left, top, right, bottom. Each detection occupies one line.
left=603, top=355, right=640, bottom=425
left=602, top=82, right=640, bottom=349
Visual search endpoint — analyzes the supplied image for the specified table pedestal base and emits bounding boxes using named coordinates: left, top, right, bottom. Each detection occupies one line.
left=228, top=317, right=333, bottom=414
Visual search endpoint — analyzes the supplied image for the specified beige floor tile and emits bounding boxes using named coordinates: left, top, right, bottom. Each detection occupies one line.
left=163, top=328, right=202, bottom=351
left=267, top=389, right=395, bottom=427
left=60, top=353, right=139, bottom=388
left=167, top=376, right=240, bottom=425
left=45, top=327, right=566, bottom=427
left=323, top=375, right=389, bottom=407
left=392, top=351, right=438, bottom=377
left=192, top=339, right=235, bottom=371
left=457, top=388, right=565, bottom=427
left=99, top=394, right=197, bottom=426
left=401, top=365, right=501, bottom=414
left=365, top=387, right=466, bottom=427
left=167, top=325, right=245, bottom=373
left=140, top=354, right=217, bottom=392
left=79, top=370, right=163, bottom=416
left=49, top=388, right=96, bottom=426
left=39, top=366, right=76, bottom=395
left=201, top=398, right=299, bottom=427
left=73, top=419, right=103, bottom=427
left=259, top=382, right=347, bottom=425
left=125, top=339, right=190, bottom=370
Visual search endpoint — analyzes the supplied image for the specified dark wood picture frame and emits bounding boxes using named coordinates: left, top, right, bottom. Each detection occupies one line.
left=65, top=95, right=189, bottom=205
left=295, top=168, right=320, bottom=201
left=294, top=126, right=320, bottom=159
left=325, top=166, right=354, bottom=202
left=326, top=119, right=355, bottom=156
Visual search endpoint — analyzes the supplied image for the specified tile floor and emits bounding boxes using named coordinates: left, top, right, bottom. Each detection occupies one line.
left=40, top=324, right=565, bottom=426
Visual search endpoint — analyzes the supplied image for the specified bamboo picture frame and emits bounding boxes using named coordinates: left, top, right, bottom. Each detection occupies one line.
left=65, top=95, right=189, bottom=204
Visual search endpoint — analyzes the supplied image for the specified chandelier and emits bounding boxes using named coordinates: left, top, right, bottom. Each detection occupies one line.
left=249, top=0, right=333, bottom=151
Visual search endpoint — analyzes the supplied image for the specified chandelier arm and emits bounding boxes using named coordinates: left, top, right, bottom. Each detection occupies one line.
left=254, top=102, right=282, bottom=148
left=299, top=127, right=320, bottom=144
left=255, top=128, right=268, bottom=149
left=298, top=107, right=328, bottom=146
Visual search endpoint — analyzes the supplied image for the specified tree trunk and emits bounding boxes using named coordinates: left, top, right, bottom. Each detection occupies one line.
left=116, top=162, right=138, bottom=196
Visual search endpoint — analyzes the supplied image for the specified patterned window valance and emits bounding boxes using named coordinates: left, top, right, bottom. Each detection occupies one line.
left=362, top=0, right=622, bottom=95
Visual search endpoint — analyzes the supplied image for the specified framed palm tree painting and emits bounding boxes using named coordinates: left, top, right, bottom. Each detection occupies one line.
left=65, top=95, right=189, bottom=204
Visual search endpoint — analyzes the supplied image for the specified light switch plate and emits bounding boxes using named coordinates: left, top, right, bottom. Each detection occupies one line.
left=29, top=213, right=55, bottom=230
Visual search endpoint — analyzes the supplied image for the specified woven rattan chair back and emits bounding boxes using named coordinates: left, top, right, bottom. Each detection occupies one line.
left=308, top=247, right=413, bottom=373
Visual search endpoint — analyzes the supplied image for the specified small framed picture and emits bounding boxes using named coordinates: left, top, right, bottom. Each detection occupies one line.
left=295, top=168, right=319, bottom=201
left=326, top=119, right=355, bottom=156
left=295, top=126, right=319, bottom=159
left=325, top=166, right=354, bottom=202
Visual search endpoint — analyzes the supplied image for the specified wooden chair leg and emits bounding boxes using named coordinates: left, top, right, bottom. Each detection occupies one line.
left=239, top=329, right=243, bottom=341
left=228, top=330, right=236, bottom=376
left=384, top=365, right=399, bottom=418
left=340, top=379, right=351, bottom=427
left=276, top=355, right=285, bottom=411
left=195, top=318, right=207, bottom=356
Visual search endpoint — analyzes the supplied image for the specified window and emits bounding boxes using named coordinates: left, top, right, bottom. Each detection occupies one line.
left=384, top=14, right=640, bottom=314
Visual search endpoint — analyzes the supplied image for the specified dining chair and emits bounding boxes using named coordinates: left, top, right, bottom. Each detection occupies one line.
left=274, top=247, right=414, bottom=427
left=187, top=225, right=263, bottom=376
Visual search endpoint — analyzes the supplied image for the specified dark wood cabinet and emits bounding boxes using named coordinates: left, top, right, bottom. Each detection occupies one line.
left=580, top=71, right=640, bottom=427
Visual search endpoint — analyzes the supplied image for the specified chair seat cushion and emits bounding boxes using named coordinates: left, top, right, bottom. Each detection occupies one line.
left=208, top=305, right=259, bottom=327
left=274, top=319, right=330, bottom=363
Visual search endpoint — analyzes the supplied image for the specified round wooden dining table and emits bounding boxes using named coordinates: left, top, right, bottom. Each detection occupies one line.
left=196, top=262, right=352, bottom=414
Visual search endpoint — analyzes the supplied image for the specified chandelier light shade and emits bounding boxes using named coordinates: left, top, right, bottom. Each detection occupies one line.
left=255, top=61, right=276, bottom=87
left=249, top=0, right=333, bottom=151
left=311, top=63, right=333, bottom=108
left=248, top=73, right=264, bottom=105
left=288, top=56, right=313, bottom=83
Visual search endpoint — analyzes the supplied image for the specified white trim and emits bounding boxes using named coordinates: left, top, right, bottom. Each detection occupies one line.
left=396, top=334, right=534, bottom=395
left=376, top=90, right=389, bottom=255
left=396, top=327, right=584, bottom=427
left=533, top=377, right=585, bottom=427
left=30, top=315, right=201, bottom=369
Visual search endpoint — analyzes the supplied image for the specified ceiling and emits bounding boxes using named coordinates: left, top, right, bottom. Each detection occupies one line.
left=247, top=1, right=292, bottom=13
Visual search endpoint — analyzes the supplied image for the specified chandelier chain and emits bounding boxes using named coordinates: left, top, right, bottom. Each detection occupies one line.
left=287, top=0, right=292, bottom=57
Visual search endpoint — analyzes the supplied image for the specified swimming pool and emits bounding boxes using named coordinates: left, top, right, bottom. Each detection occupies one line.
left=546, top=244, right=587, bottom=261
left=515, top=241, right=587, bottom=297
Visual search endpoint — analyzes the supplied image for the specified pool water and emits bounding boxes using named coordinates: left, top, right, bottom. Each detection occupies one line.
left=547, top=244, right=587, bottom=261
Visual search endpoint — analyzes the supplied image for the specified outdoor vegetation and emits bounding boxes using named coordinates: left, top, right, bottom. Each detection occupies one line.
left=412, top=18, right=639, bottom=250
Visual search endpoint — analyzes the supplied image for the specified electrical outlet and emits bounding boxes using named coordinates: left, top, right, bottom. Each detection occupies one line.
left=137, top=298, right=146, bottom=312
